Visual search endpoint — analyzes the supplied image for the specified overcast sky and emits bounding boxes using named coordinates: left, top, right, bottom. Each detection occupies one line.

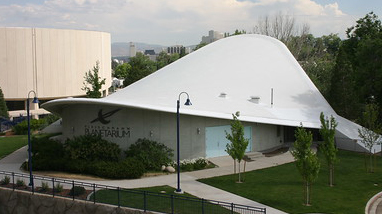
left=0, top=0, right=381, bottom=46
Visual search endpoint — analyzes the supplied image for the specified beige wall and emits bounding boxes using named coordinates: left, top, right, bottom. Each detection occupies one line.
left=60, top=104, right=283, bottom=159
left=0, top=27, right=111, bottom=101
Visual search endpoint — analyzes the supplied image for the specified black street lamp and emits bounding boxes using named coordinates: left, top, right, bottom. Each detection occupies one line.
left=175, top=92, right=192, bottom=193
left=27, top=90, right=39, bottom=190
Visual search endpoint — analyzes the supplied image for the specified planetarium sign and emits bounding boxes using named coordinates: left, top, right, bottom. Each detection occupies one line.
left=84, top=109, right=130, bottom=138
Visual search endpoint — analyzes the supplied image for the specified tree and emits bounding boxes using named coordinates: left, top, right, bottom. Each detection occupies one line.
left=156, top=51, right=180, bottom=70
left=225, top=111, right=249, bottom=183
left=319, top=112, right=338, bottom=186
left=82, top=61, right=106, bottom=98
left=123, top=53, right=156, bottom=87
left=113, top=63, right=131, bottom=79
left=291, top=124, right=320, bottom=206
left=0, top=86, right=9, bottom=119
left=358, top=102, right=382, bottom=173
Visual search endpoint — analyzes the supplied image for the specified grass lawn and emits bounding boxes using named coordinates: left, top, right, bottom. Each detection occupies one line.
left=0, top=135, right=27, bottom=159
left=90, top=185, right=233, bottom=214
left=199, top=150, right=382, bottom=214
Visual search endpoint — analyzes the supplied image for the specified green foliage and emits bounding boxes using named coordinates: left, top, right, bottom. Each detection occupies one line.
left=123, top=53, right=156, bottom=87
left=16, top=179, right=25, bottom=187
left=82, top=61, right=106, bottom=98
left=91, top=158, right=145, bottom=179
left=193, top=42, right=207, bottom=51
left=69, top=186, right=86, bottom=196
left=156, top=51, right=180, bottom=69
left=225, top=112, right=249, bottom=163
left=12, top=119, right=46, bottom=135
left=225, top=111, right=249, bottom=182
left=329, top=12, right=382, bottom=123
left=0, top=176, right=10, bottom=185
left=319, top=112, right=338, bottom=186
left=64, top=135, right=121, bottom=162
left=125, top=138, right=173, bottom=171
left=291, top=124, right=320, bottom=205
left=54, top=183, right=63, bottom=193
left=113, top=63, right=131, bottom=79
left=358, top=102, right=382, bottom=173
left=172, top=158, right=211, bottom=172
left=40, top=182, right=49, bottom=192
left=0, top=86, right=8, bottom=119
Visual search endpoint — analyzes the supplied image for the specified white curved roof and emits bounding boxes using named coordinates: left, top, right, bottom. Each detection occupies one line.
left=42, top=34, right=361, bottom=142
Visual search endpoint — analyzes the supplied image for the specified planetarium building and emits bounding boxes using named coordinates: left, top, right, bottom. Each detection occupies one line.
left=42, top=34, right=375, bottom=159
left=0, top=27, right=111, bottom=119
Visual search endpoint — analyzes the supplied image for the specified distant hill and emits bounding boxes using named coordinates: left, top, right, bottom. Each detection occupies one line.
left=111, top=42, right=197, bottom=57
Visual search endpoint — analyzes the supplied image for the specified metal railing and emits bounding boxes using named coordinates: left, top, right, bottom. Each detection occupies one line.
left=0, top=170, right=266, bottom=214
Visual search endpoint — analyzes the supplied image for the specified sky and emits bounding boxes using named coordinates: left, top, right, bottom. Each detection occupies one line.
left=0, top=0, right=381, bottom=46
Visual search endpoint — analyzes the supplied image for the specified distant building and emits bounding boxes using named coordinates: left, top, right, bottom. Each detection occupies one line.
left=201, top=30, right=224, bottom=44
left=167, top=45, right=191, bottom=55
left=144, top=49, right=157, bottom=61
left=129, top=42, right=136, bottom=57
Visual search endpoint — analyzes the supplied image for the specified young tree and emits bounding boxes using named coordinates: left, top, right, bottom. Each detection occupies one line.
left=0, top=86, right=9, bottom=119
left=358, top=102, right=382, bottom=173
left=113, top=63, right=131, bottom=79
left=225, top=111, right=249, bottom=183
left=82, top=61, right=106, bottom=98
left=319, top=112, right=338, bottom=186
left=291, top=124, right=320, bottom=206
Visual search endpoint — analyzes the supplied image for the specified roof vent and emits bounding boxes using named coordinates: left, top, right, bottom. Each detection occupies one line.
left=249, top=96, right=260, bottom=104
left=219, top=92, right=227, bottom=98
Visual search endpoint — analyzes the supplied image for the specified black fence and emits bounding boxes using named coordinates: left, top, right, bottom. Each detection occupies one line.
left=0, top=170, right=266, bottom=214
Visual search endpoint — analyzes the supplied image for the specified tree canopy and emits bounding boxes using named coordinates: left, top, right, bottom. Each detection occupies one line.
left=82, top=61, right=106, bottom=98
left=0, top=86, right=9, bottom=119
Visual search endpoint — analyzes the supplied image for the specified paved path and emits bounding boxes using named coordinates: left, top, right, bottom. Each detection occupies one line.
left=0, top=146, right=292, bottom=214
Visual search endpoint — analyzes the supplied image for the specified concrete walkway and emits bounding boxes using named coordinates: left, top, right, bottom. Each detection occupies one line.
left=0, top=146, right=292, bottom=214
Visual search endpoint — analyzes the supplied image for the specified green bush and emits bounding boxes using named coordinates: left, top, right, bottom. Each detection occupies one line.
left=64, top=135, right=121, bottom=162
left=69, top=186, right=86, bottom=196
left=125, top=138, right=173, bottom=171
left=91, top=158, right=145, bottom=179
left=12, top=119, right=46, bottom=135
left=54, top=183, right=63, bottom=193
left=40, top=182, right=49, bottom=192
left=16, top=179, right=25, bottom=187
left=0, top=176, right=10, bottom=185
left=172, top=158, right=211, bottom=172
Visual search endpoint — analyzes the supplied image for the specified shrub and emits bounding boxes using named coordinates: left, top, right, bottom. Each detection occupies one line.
left=125, top=138, right=173, bottom=171
left=16, top=179, right=25, bottom=187
left=91, top=158, right=145, bottom=179
left=69, top=186, right=86, bottom=196
left=0, top=176, right=10, bottom=185
left=40, top=182, right=49, bottom=192
left=64, top=135, right=121, bottom=162
left=54, top=183, right=63, bottom=193
left=172, top=158, right=211, bottom=172
left=12, top=119, right=46, bottom=135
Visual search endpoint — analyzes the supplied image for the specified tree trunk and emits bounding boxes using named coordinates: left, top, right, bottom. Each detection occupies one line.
left=370, top=153, right=374, bottom=173
left=329, top=164, right=333, bottom=187
left=243, top=160, right=247, bottom=182
left=306, top=181, right=310, bottom=206
left=238, top=160, right=241, bottom=183
left=234, top=159, right=236, bottom=174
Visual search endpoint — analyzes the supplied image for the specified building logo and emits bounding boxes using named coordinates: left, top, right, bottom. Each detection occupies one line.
left=90, top=109, right=121, bottom=124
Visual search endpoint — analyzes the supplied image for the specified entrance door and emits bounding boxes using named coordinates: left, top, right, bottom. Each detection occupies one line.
left=205, top=125, right=252, bottom=158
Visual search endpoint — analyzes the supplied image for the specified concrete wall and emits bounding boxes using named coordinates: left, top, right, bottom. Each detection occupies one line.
left=0, top=27, right=111, bottom=101
left=60, top=104, right=283, bottom=159
left=0, top=187, right=148, bottom=214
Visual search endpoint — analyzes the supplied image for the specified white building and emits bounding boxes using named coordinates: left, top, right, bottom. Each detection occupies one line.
left=42, top=34, right=375, bottom=159
left=129, top=42, right=136, bottom=57
left=0, top=27, right=111, bottom=119
left=201, top=30, right=224, bottom=44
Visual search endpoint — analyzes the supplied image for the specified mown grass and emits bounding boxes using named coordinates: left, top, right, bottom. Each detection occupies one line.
left=90, top=185, right=234, bottom=214
left=0, top=135, right=27, bottom=159
left=199, top=150, right=382, bottom=214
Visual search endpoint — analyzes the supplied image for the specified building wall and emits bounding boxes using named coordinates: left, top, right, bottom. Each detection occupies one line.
left=0, top=27, right=111, bottom=102
left=60, top=104, right=283, bottom=159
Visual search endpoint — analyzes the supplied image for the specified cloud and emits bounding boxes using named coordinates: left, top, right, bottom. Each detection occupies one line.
left=0, top=0, right=359, bottom=45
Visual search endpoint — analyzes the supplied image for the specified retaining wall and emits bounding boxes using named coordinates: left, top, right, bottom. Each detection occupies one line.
left=0, top=187, right=149, bottom=214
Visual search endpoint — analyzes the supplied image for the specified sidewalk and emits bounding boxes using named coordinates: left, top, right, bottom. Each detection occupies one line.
left=0, top=146, right=291, bottom=214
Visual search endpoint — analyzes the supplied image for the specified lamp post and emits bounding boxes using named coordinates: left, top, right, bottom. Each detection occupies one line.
left=27, top=90, right=39, bottom=190
left=175, top=92, right=192, bottom=193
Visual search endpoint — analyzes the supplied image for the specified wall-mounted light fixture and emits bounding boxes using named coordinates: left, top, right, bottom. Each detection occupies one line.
left=197, top=128, right=201, bottom=135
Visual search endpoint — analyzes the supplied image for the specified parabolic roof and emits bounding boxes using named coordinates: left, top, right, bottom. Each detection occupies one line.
left=42, top=34, right=364, bottom=144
